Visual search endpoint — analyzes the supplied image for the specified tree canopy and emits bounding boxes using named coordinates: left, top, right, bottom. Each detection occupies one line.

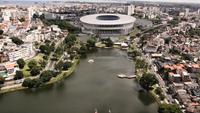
left=39, top=44, right=51, bottom=55
left=40, top=70, right=54, bottom=83
left=28, top=60, right=37, bottom=69
left=0, top=76, right=5, bottom=84
left=11, top=37, right=24, bottom=45
left=30, top=66, right=41, bottom=76
left=14, top=71, right=24, bottom=80
left=158, top=104, right=182, bottom=113
left=0, top=29, right=3, bottom=35
left=17, top=58, right=26, bottom=69
left=139, top=73, right=157, bottom=91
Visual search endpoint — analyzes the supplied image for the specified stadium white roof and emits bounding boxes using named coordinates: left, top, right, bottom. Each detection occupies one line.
left=80, top=13, right=136, bottom=25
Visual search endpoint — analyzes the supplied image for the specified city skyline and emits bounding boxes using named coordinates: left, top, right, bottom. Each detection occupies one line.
left=2, top=0, right=200, bottom=4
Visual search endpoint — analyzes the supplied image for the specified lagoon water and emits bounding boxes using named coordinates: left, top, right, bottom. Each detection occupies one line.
left=0, top=49, right=157, bottom=113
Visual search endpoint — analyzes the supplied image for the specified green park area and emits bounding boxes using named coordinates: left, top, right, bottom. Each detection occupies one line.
left=22, top=53, right=45, bottom=77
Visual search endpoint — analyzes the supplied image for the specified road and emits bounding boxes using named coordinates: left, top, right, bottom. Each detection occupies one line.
left=45, top=36, right=66, bottom=70
left=133, top=23, right=172, bottom=103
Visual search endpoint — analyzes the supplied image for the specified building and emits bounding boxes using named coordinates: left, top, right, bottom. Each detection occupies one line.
left=80, top=13, right=136, bottom=36
left=126, top=5, right=135, bottom=16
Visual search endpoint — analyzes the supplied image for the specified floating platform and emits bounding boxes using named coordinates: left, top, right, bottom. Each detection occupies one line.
left=117, top=74, right=136, bottom=79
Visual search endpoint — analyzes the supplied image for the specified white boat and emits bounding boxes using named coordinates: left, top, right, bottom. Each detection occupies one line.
left=94, top=108, right=98, bottom=113
left=109, top=108, right=111, bottom=113
left=88, top=59, right=94, bottom=63
left=117, top=74, right=126, bottom=78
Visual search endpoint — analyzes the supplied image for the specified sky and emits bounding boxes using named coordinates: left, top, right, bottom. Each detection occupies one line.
left=3, top=0, right=200, bottom=4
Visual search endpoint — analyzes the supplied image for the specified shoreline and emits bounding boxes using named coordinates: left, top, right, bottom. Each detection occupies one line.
left=0, top=59, right=79, bottom=94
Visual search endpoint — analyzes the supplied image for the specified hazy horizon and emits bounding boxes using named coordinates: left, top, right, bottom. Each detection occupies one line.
left=1, top=0, right=200, bottom=4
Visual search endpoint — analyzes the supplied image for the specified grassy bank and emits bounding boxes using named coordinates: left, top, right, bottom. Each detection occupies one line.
left=0, top=59, right=79, bottom=94
left=46, top=59, right=79, bottom=85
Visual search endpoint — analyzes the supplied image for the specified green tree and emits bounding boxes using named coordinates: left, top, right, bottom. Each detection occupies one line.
left=22, top=78, right=32, bottom=87
left=0, top=76, right=5, bottom=84
left=155, top=87, right=162, bottom=95
left=40, top=70, right=54, bottom=83
left=135, top=59, right=148, bottom=70
left=102, top=38, right=113, bottom=47
left=23, top=78, right=43, bottom=88
left=64, top=34, right=76, bottom=48
left=11, top=37, right=24, bottom=45
left=14, top=71, right=24, bottom=80
left=55, top=61, right=64, bottom=71
left=158, top=104, right=182, bottom=113
left=30, top=66, right=41, bottom=76
left=17, top=58, right=26, bottom=69
left=39, top=44, right=51, bottom=55
left=63, top=62, right=72, bottom=70
left=18, top=17, right=25, bottom=22
left=78, top=44, right=88, bottom=58
left=38, top=59, right=47, bottom=68
left=28, top=60, right=37, bottom=69
left=86, top=37, right=97, bottom=52
left=139, top=73, right=157, bottom=91
left=0, top=29, right=3, bottom=35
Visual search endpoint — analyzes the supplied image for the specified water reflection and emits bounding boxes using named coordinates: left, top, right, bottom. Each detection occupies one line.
left=0, top=49, right=157, bottom=113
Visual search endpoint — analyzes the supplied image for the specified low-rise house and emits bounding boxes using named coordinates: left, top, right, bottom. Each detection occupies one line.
left=187, top=64, right=200, bottom=73
left=143, top=45, right=158, bottom=53
left=176, top=89, right=191, bottom=106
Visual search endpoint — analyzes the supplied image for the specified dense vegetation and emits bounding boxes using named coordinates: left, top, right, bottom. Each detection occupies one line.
left=139, top=73, right=157, bottom=91
left=17, top=58, right=26, bottom=69
left=158, top=104, right=182, bottom=113
left=10, top=37, right=24, bottom=45
left=42, top=19, right=80, bottom=33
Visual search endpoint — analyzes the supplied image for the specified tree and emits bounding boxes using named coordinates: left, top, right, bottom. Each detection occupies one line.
left=32, top=13, right=39, bottom=20
left=55, top=61, right=64, bottom=71
left=102, top=38, right=113, bottom=47
left=18, top=17, right=25, bottom=22
left=14, top=71, right=24, bottom=80
left=135, top=59, right=148, bottom=70
left=155, top=87, right=162, bottom=95
left=64, top=34, right=77, bottom=48
left=158, top=104, right=182, bottom=113
left=38, top=59, right=47, bottom=68
left=86, top=37, right=97, bottom=52
left=0, top=29, right=3, bottom=35
left=40, top=70, right=54, bottom=83
left=11, top=37, right=24, bottom=45
left=78, top=44, right=88, bottom=58
left=22, top=78, right=43, bottom=88
left=139, top=73, right=157, bottom=91
left=17, top=58, right=26, bottom=69
left=39, top=44, right=51, bottom=55
left=30, top=66, right=41, bottom=76
left=62, top=62, right=72, bottom=70
left=28, top=60, right=37, bottom=69
left=22, top=78, right=32, bottom=87
left=0, top=76, right=5, bottom=84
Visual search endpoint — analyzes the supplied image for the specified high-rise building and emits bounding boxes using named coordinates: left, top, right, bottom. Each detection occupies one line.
left=185, top=8, right=189, bottom=17
left=126, top=4, right=134, bottom=16
left=198, top=9, right=200, bottom=15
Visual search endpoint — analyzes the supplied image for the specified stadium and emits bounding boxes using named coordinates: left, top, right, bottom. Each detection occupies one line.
left=80, top=14, right=136, bottom=36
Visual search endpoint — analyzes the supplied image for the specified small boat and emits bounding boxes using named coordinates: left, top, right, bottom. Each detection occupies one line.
left=117, top=74, right=126, bottom=78
left=109, top=108, right=111, bottom=113
left=88, top=59, right=94, bottom=63
left=94, top=108, right=98, bottom=113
